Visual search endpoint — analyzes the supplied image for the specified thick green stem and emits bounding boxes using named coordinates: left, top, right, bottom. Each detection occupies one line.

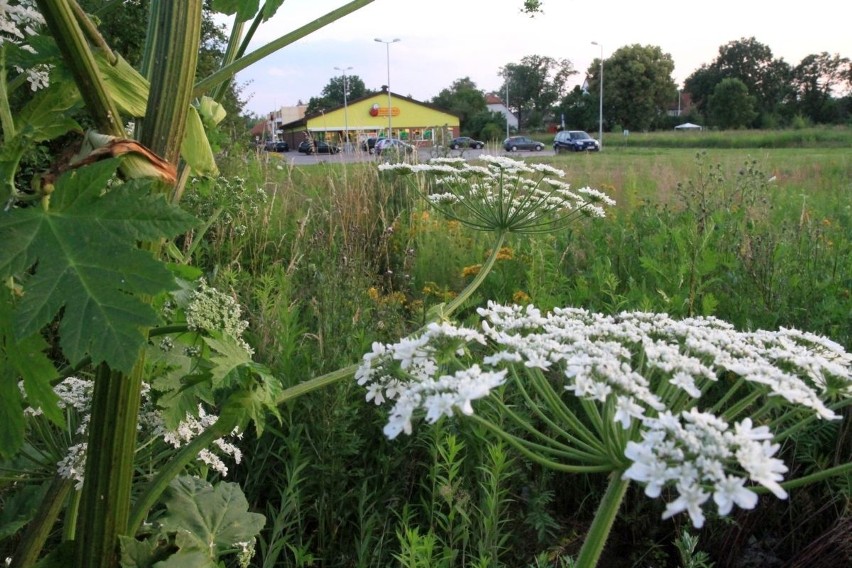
left=127, top=412, right=238, bottom=535
left=445, top=231, right=507, bottom=314
left=193, top=0, right=376, bottom=97
left=34, top=0, right=124, bottom=136
left=575, top=472, right=630, bottom=568
left=9, top=475, right=74, bottom=568
left=137, top=0, right=201, bottom=167
left=36, top=2, right=202, bottom=566
left=210, top=18, right=245, bottom=102
left=0, top=45, right=15, bottom=141
left=751, top=461, right=852, bottom=494
left=73, top=363, right=143, bottom=568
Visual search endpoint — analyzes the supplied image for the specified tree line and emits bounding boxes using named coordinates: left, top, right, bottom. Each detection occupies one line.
left=305, top=37, right=851, bottom=140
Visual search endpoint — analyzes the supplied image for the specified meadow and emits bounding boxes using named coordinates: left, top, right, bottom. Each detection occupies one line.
left=172, top=138, right=851, bottom=567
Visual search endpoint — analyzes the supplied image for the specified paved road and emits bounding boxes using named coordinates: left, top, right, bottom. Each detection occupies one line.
left=265, top=146, right=556, bottom=166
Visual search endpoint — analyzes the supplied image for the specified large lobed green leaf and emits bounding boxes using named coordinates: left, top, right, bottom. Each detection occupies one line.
left=0, top=291, right=61, bottom=459
left=159, top=476, right=265, bottom=560
left=0, top=159, right=198, bottom=373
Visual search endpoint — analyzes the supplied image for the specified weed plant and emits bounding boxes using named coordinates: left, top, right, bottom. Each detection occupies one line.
left=171, top=146, right=852, bottom=567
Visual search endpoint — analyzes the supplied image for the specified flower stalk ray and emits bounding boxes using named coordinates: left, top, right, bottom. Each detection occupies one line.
left=357, top=301, right=851, bottom=530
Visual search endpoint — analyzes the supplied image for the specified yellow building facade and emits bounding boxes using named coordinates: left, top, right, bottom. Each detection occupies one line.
left=278, top=89, right=460, bottom=150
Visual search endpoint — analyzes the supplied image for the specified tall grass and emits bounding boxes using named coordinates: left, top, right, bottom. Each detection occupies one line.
left=177, top=142, right=850, bottom=567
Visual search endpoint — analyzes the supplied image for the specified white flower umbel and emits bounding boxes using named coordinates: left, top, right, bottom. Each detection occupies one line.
left=357, top=301, right=851, bottom=528
left=378, top=155, right=614, bottom=234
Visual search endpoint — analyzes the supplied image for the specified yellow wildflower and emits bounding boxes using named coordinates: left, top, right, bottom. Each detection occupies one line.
left=495, top=247, right=514, bottom=261
left=461, top=264, right=482, bottom=278
left=512, top=290, right=531, bottom=304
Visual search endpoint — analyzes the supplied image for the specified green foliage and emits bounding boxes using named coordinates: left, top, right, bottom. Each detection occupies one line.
left=675, top=529, right=715, bottom=568
left=306, top=73, right=368, bottom=115
left=1, top=159, right=197, bottom=372
left=708, top=78, right=758, bottom=129
left=430, top=77, right=488, bottom=131
left=118, top=476, right=264, bottom=568
left=684, top=37, right=792, bottom=121
left=499, top=55, right=576, bottom=130
left=591, top=44, right=677, bottom=132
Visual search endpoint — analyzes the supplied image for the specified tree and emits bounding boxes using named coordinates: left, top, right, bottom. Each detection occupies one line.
left=431, top=76, right=487, bottom=132
left=465, top=109, right=511, bottom=142
left=792, top=52, right=852, bottom=124
left=499, top=55, right=576, bottom=129
left=684, top=37, right=792, bottom=126
left=306, top=73, right=368, bottom=115
left=708, top=78, right=758, bottom=129
left=555, top=85, right=599, bottom=132
left=589, top=44, right=676, bottom=132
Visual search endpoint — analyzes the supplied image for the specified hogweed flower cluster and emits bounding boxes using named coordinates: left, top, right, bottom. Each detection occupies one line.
left=378, top=155, right=614, bottom=234
left=161, top=405, right=243, bottom=477
left=0, top=0, right=50, bottom=91
left=23, top=376, right=243, bottom=488
left=186, top=279, right=253, bottom=354
left=357, top=301, right=851, bottom=528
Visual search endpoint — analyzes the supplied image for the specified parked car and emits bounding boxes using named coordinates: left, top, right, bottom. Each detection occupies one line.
left=503, top=136, right=544, bottom=152
left=553, top=130, right=600, bottom=153
left=361, top=137, right=378, bottom=153
left=264, top=140, right=289, bottom=152
left=375, top=138, right=415, bottom=156
left=298, top=140, right=340, bottom=154
left=449, top=136, right=484, bottom=150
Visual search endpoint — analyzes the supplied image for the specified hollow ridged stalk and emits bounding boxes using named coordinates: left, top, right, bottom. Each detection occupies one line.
left=73, top=363, right=144, bottom=568
left=575, top=472, right=630, bottom=567
left=62, top=1, right=201, bottom=566
left=193, top=0, right=375, bottom=97
left=8, top=475, right=74, bottom=568
left=34, top=0, right=124, bottom=137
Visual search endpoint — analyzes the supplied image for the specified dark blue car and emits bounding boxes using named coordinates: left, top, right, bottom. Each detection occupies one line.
left=553, top=130, right=600, bottom=153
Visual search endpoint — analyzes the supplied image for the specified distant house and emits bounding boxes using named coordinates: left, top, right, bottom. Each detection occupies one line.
left=486, top=93, right=518, bottom=130
left=252, top=105, right=309, bottom=141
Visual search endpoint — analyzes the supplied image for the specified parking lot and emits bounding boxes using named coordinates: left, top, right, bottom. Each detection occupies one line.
left=264, top=146, right=556, bottom=166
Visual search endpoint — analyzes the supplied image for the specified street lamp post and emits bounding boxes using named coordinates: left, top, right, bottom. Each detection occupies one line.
left=505, top=82, right=510, bottom=139
left=374, top=38, right=400, bottom=139
left=334, top=65, right=353, bottom=152
left=591, top=41, right=603, bottom=151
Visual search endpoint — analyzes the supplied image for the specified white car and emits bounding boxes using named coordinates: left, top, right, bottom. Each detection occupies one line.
left=375, top=138, right=415, bottom=156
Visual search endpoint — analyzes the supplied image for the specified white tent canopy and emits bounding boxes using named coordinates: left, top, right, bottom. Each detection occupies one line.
left=674, top=122, right=702, bottom=130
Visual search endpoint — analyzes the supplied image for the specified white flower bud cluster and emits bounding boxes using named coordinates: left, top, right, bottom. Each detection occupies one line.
left=185, top=280, right=253, bottom=354
left=0, top=0, right=50, bottom=91
left=357, top=301, right=850, bottom=527
left=378, top=155, right=615, bottom=233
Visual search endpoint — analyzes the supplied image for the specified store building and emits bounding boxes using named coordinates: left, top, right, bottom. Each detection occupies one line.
left=276, top=87, right=460, bottom=150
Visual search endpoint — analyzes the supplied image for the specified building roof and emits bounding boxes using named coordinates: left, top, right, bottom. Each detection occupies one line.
left=278, top=90, right=459, bottom=130
left=485, top=93, right=504, bottom=105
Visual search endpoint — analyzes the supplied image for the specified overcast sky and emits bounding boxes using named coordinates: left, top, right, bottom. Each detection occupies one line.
left=225, top=0, right=851, bottom=116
